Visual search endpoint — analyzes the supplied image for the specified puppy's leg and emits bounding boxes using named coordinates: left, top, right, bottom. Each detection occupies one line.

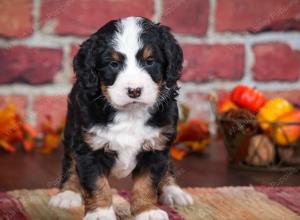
left=131, top=151, right=169, bottom=220
left=83, top=176, right=116, bottom=220
left=49, top=153, right=83, bottom=208
left=158, top=166, right=193, bottom=207
left=76, top=149, right=116, bottom=220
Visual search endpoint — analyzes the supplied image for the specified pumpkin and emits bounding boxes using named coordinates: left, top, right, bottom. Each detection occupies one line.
left=230, top=85, right=266, bottom=113
left=273, top=110, right=300, bottom=146
left=278, top=147, right=300, bottom=165
left=217, top=95, right=237, bottom=113
left=246, top=135, right=275, bottom=166
left=257, top=98, right=294, bottom=131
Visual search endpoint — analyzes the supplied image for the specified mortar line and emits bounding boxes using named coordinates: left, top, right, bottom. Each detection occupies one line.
left=1, top=31, right=300, bottom=49
left=152, top=0, right=162, bottom=23
left=26, top=94, right=36, bottom=126
left=32, top=0, right=41, bottom=33
left=207, top=0, right=217, bottom=38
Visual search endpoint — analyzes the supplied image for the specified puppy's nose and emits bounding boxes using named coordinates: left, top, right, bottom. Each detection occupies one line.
left=127, top=87, right=142, bottom=98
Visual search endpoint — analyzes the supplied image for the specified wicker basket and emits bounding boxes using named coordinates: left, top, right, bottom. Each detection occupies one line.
left=211, top=97, right=300, bottom=172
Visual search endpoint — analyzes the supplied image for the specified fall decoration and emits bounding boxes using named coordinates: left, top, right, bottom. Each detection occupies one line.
left=214, top=85, right=300, bottom=170
left=278, top=145, right=300, bottom=165
left=246, top=135, right=275, bottom=166
left=230, top=85, right=266, bottom=113
left=38, top=116, right=64, bottom=154
left=170, top=106, right=210, bottom=160
left=219, top=108, right=258, bottom=162
left=0, top=102, right=64, bottom=154
left=217, top=95, right=237, bottom=113
left=220, top=109, right=258, bottom=139
left=273, top=110, right=300, bottom=146
left=257, top=98, right=294, bottom=131
left=0, top=104, right=37, bottom=153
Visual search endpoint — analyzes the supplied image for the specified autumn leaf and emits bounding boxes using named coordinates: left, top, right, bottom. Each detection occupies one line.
left=170, top=105, right=210, bottom=160
left=0, top=103, right=38, bottom=153
left=170, top=147, right=187, bottom=160
left=39, top=115, right=64, bottom=154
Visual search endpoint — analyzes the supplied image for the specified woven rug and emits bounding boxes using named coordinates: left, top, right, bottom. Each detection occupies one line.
left=0, top=187, right=300, bottom=220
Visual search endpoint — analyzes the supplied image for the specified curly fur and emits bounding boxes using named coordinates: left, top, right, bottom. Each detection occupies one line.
left=55, top=16, right=188, bottom=218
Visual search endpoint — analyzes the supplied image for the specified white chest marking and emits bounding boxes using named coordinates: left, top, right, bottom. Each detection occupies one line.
left=86, top=109, right=160, bottom=178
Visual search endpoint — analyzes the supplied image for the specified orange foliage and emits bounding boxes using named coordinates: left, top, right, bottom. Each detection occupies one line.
left=39, top=116, right=64, bottom=154
left=0, top=104, right=37, bottom=153
left=170, top=106, right=210, bottom=160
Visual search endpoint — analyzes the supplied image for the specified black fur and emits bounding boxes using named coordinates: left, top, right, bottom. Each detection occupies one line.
left=60, top=17, right=183, bottom=206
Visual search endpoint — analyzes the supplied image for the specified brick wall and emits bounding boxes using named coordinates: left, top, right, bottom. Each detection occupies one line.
left=0, top=0, right=300, bottom=128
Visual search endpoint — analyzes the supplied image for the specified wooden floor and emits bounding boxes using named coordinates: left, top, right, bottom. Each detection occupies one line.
left=0, top=141, right=299, bottom=191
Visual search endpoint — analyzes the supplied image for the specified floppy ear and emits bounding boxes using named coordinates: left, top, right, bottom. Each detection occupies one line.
left=159, top=25, right=183, bottom=88
left=73, top=36, right=99, bottom=89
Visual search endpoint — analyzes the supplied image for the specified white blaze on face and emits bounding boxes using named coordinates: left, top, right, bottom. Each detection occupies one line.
left=107, top=17, right=159, bottom=109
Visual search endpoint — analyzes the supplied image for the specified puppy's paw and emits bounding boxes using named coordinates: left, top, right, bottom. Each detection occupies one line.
left=135, top=209, right=169, bottom=220
left=159, top=185, right=193, bottom=206
left=84, top=207, right=117, bottom=220
left=49, top=190, right=82, bottom=208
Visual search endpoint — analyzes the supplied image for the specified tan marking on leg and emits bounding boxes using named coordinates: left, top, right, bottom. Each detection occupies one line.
left=131, top=174, right=158, bottom=215
left=61, top=156, right=82, bottom=194
left=84, top=176, right=113, bottom=212
left=158, top=169, right=176, bottom=194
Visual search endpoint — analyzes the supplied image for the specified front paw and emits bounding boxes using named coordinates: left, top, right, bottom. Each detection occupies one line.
left=49, top=190, right=82, bottom=208
left=84, top=207, right=117, bottom=220
left=135, top=209, right=169, bottom=220
left=159, top=185, right=193, bottom=206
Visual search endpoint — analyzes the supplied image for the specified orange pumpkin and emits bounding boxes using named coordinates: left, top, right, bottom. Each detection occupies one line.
left=274, top=110, right=300, bottom=146
left=217, top=95, right=237, bottom=113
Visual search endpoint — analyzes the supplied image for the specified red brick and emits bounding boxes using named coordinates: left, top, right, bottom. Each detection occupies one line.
left=0, top=0, right=33, bottom=38
left=252, top=43, right=300, bottom=81
left=40, top=0, right=154, bottom=36
left=181, top=44, right=245, bottom=82
left=0, top=46, right=63, bottom=84
left=70, top=43, right=80, bottom=61
left=161, top=0, right=209, bottom=35
left=216, top=0, right=300, bottom=33
left=0, top=96, right=28, bottom=117
left=69, top=43, right=80, bottom=82
left=34, top=96, right=67, bottom=129
left=264, top=90, right=300, bottom=106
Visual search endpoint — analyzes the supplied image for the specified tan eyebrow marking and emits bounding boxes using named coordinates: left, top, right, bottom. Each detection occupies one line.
left=111, top=51, right=121, bottom=61
left=143, top=46, right=153, bottom=60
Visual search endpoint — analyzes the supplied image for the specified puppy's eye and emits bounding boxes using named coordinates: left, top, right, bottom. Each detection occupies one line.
left=109, top=61, right=120, bottom=69
left=145, top=57, right=155, bottom=66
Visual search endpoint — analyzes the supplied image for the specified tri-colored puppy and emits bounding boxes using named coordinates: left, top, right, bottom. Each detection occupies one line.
left=49, top=16, right=193, bottom=220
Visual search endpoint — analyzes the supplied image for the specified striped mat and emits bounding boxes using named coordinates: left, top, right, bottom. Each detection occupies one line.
left=0, top=187, right=300, bottom=220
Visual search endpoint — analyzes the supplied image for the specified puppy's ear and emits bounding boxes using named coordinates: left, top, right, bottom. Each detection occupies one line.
left=73, top=36, right=99, bottom=89
left=159, top=25, right=183, bottom=88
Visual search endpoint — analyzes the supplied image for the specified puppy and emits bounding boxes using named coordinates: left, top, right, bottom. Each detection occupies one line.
left=49, top=16, right=193, bottom=220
